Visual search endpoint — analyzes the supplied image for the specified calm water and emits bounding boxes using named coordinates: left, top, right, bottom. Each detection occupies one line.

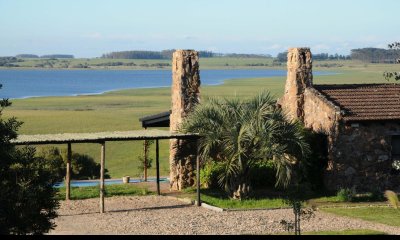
left=0, top=69, right=332, bottom=99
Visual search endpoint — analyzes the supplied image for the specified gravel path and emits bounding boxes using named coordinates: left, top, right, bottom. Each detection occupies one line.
left=49, top=195, right=400, bottom=235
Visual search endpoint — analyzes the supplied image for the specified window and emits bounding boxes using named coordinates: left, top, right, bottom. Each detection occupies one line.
left=392, top=135, right=400, bottom=158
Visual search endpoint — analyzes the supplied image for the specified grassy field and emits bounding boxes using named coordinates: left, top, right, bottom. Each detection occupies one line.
left=4, top=61, right=399, bottom=178
left=8, top=57, right=278, bottom=70
left=322, top=207, right=400, bottom=227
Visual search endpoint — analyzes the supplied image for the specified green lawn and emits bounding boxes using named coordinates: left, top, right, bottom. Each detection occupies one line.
left=321, top=207, right=400, bottom=227
left=4, top=61, right=398, bottom=178
left=55, top=184, right=153, bottom=200
left=301, top=229, right=387, bottom=235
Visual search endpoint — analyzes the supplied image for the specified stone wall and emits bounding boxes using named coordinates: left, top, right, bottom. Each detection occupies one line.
left=325, top=121, right=400, bottom=192
left=303, top=87, right=341, bottom=134
left=279, top=48, right=313, bottom=121
left=169, top=50, right=200, bottom=191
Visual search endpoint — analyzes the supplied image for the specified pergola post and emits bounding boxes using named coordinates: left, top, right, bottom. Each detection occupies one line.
left=156, top=139, right=160, bottom=195
left=100, top=141, right=106, bottom=213
left=144, top=140, right=148, bottom=181
left=196, top=139, right=201, bottom=206
left=66, top=142, right=72, bottom=201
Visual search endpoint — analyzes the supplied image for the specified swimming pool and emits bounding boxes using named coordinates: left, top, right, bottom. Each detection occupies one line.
left=54, top=177, right=169, bottom=188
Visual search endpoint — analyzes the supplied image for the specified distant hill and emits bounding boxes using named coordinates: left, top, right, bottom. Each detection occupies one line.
left=16, top=54, right=39, bottom=58
left=40, top=54, right=74, bottom=59
left=101, top=50, right=214, bottom=59
left=100, top=50, right=271, bottom=59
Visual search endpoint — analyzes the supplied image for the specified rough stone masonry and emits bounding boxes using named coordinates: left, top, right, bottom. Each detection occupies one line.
left=169, top=50, right=200, bottom=191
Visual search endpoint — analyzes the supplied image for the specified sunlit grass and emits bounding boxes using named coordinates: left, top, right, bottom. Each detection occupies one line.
left=55, top=184, right=153, bottom=200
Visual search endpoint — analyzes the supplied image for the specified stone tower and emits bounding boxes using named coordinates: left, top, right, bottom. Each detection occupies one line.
left=169, top=50, right=200, bottom=191
left=280, top=48, right=313, bottom=121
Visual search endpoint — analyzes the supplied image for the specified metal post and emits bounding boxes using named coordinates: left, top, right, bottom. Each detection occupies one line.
left=196, top=139, right=201, bottom=206
left=100, top=141, right=105, bottom=213
left=156, top=139, right=160, bottom=195
left=66, top=143, right=72, bottom=201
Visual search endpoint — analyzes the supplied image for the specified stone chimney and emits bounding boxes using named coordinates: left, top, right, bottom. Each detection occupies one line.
left=169, top=50, right=200, bottom=191
left=279, top=48, right=313, bottom=122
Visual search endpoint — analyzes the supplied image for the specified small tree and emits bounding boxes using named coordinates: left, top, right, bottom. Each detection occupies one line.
left=280, top=184, right=316, bottom=235
left=383, top=42, right=400, bottom=81
left=0, top=85, right=59, bottom=235
left=137, top=140, right=153, bottom=180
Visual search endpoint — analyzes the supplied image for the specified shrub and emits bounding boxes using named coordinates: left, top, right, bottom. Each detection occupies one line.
left=337, top=188, right=355, bottom=202
left=0, top=87, right=59, bottom=234
left=249, top=160, right=276, bottom=188
left=200, top=161, right=225, bottom=189
left=38, top=146, right=110, bottom=181
left=201, top=160, right=277, bottom=190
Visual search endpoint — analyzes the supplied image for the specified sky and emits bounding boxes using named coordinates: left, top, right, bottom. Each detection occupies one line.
left=0, top=0, right=399, bottom=58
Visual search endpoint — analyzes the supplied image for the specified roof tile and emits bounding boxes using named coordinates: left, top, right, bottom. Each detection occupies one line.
left=314, top=84, right=400, bottom=121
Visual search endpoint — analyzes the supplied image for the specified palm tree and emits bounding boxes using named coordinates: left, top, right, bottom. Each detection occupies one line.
left=180, top=91, right=310, bottom=199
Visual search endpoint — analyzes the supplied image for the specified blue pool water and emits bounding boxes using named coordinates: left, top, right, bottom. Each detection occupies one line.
left=54, top=177, right=169, bottom=188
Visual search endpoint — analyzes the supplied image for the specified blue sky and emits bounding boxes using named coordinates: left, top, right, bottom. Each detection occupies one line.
left=0, top=0, right=399, bottom=57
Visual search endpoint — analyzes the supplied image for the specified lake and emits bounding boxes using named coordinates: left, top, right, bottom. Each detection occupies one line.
left=0, top=69, right=332, bottom=99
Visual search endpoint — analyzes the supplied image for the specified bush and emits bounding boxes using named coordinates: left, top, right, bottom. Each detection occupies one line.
left=249, top=160, right=276, bottom=188
left=200, top=160, right=276, bottom=190
left=38, top=146, right=110, bottom=181
left=337, top=188, right=355, bottom=202
left=0, top=88, right=59, bottom=234
left=38, top=147, right=66, bottom=182
left=200, top=161, right=225, bottom=189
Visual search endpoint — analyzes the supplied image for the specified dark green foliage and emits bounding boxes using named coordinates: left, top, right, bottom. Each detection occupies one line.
left=70, top=152, right=110, bottom=180
left=38, top=146, right=110, bottom=181
left=37, top=147, right=66, bottom=182
left=200, top=161, right=225, bottom=189
left=336, top=188, right=355, bottom=202
left=0, top=87, right=59, bottom=235
left=249, top=160, right=276, bottom=189
left=383, top=42, right=400, bottom=81
left=201, top=160, right=276, bottom=190
left=296, top=131, right=328, bottom=192
left=0, top=57, right=23, bottom=67
left=1, top=147, right=59, bottom=235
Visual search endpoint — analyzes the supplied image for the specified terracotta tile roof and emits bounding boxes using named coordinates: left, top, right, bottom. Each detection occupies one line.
left=313, top=84, right=400, bottom=121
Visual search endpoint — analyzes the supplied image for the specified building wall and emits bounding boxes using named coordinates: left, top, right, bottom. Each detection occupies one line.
left=303, top=87, right=341, bottom=135
left=324, top=121, right=400, bottom=192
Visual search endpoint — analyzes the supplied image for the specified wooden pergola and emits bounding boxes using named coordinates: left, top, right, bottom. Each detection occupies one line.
left=12, top=129, right=202, bottom=213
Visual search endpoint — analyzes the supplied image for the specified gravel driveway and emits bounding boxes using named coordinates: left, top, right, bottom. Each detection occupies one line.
left=48, top=195, right=400, bottom=235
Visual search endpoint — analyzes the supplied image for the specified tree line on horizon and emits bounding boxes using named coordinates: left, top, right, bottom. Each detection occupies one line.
left=276, top=47, right=400, bottom=63
left=5, top=47, right=400, bottom=64
left=101, top=50, right=272, bottom=59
